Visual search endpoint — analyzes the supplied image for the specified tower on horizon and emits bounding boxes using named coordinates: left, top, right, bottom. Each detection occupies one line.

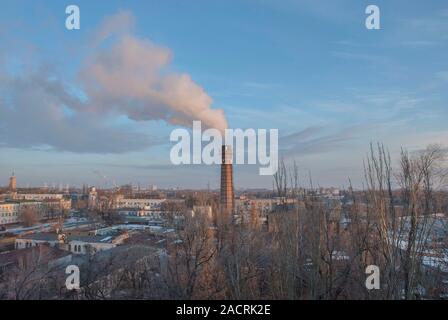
left=220, top=145, right=234, bottom=216
left=9, top=172, right=17, bottom=191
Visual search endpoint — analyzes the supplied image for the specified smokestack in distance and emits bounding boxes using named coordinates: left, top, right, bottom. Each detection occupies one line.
left=220, top=145, right=234, bottom=215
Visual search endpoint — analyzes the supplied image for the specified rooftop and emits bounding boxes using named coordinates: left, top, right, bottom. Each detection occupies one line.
left=0, top=244, right=71, bottom=268
left=19, top=233, right=115, bottom=243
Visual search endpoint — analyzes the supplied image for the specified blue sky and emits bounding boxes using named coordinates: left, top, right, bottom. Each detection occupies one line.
left=0, top=0, right=447, bottom=189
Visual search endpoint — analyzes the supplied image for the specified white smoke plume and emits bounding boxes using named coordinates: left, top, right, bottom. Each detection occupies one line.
left=80, top=11, right=228, bottom=134
left=0, top=11, right=228, bottom=154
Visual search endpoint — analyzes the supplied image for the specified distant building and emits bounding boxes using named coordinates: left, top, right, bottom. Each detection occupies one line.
left=8, top=173, right=17, bottom=191
left=16, top=193, right=64, bottom=201
left=15, top=194, right=71, bottom=212
left=0, top=197, right=71, bottom=226
left=192, top=205, right=213, bottom=220
left=15, top=231, right=128, bottom=255
left=116, top=198, right=165, bottom=210
left=0, top=202, right=20, bottom=225
left=42, top=198, right=72, bottom=214
left=88, top=187, right=98, bottom=210
left=115, top=198, right=167, bottom=222
left=0, top=201, right=44, bottom=226
left=118, top=209, right=163, bottom=219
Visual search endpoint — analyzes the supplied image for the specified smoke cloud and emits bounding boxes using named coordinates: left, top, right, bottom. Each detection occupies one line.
left=0, top=68, right=155, bottom=153
left=81, top=12, right=228, bottom=134
left=0, top=11, right=228, bottom=154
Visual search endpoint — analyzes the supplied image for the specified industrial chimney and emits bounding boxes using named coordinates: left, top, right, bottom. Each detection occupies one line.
left=220, top=145, right=234, bottom=215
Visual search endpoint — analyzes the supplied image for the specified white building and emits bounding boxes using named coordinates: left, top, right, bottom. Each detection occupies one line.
left=0, top=201, right=44, bottom=226
left=192, top=206, right=213, bottom=219
left=15, top=194, right=71, bottom=211
left=118, top=209, right=163, bottom=219
left=0, top=202, right=20, bottom=225
left=0, top=198, right=71, bottom=226
left=15, top=232, right=127, bottom=255
left=116, top=198, right=165, bottom=210
left=16, top=194, right=64, bottom=201
left=88, top=187, right=98, bottom=210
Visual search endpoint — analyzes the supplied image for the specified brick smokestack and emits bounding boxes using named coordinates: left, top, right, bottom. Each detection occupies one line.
left=220, top=145, right=234, bottom=215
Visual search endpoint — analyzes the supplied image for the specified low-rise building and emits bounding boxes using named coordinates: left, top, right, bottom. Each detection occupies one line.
left=0, top=244, right=72, bottom=274
left=116, top=198, right=166, bottom=210
left=15, top=231, right=128, bottom=255
left=0, top=202, right=20, bottom=225
left=0, top=201, right=44, bottom=226
left=117, top=209, right=163, bottom=219
left=0, top=198, right=71, bottom=226
left=16, top=194, right=64, bottom=201
left=13, top=193, right=73, bottom=211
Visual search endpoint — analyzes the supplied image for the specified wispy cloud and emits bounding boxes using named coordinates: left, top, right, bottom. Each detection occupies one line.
left=392, top=13, right=448, bottom=48
left=92, top=10, right=135, bottom=44
left=0, top=67, right=158, bottom=153
left=436, top=71, right=448, bottom=82
left=399, top=40, right=440, bottom=47
left=279, top=125, right=366, bottom=158
left=331, top=51, right=387, bottom=63
left=242, top=81, right=277, bottom=90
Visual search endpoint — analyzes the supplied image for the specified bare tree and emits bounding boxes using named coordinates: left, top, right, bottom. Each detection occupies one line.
left=20, top=206, right=39, bottom=227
